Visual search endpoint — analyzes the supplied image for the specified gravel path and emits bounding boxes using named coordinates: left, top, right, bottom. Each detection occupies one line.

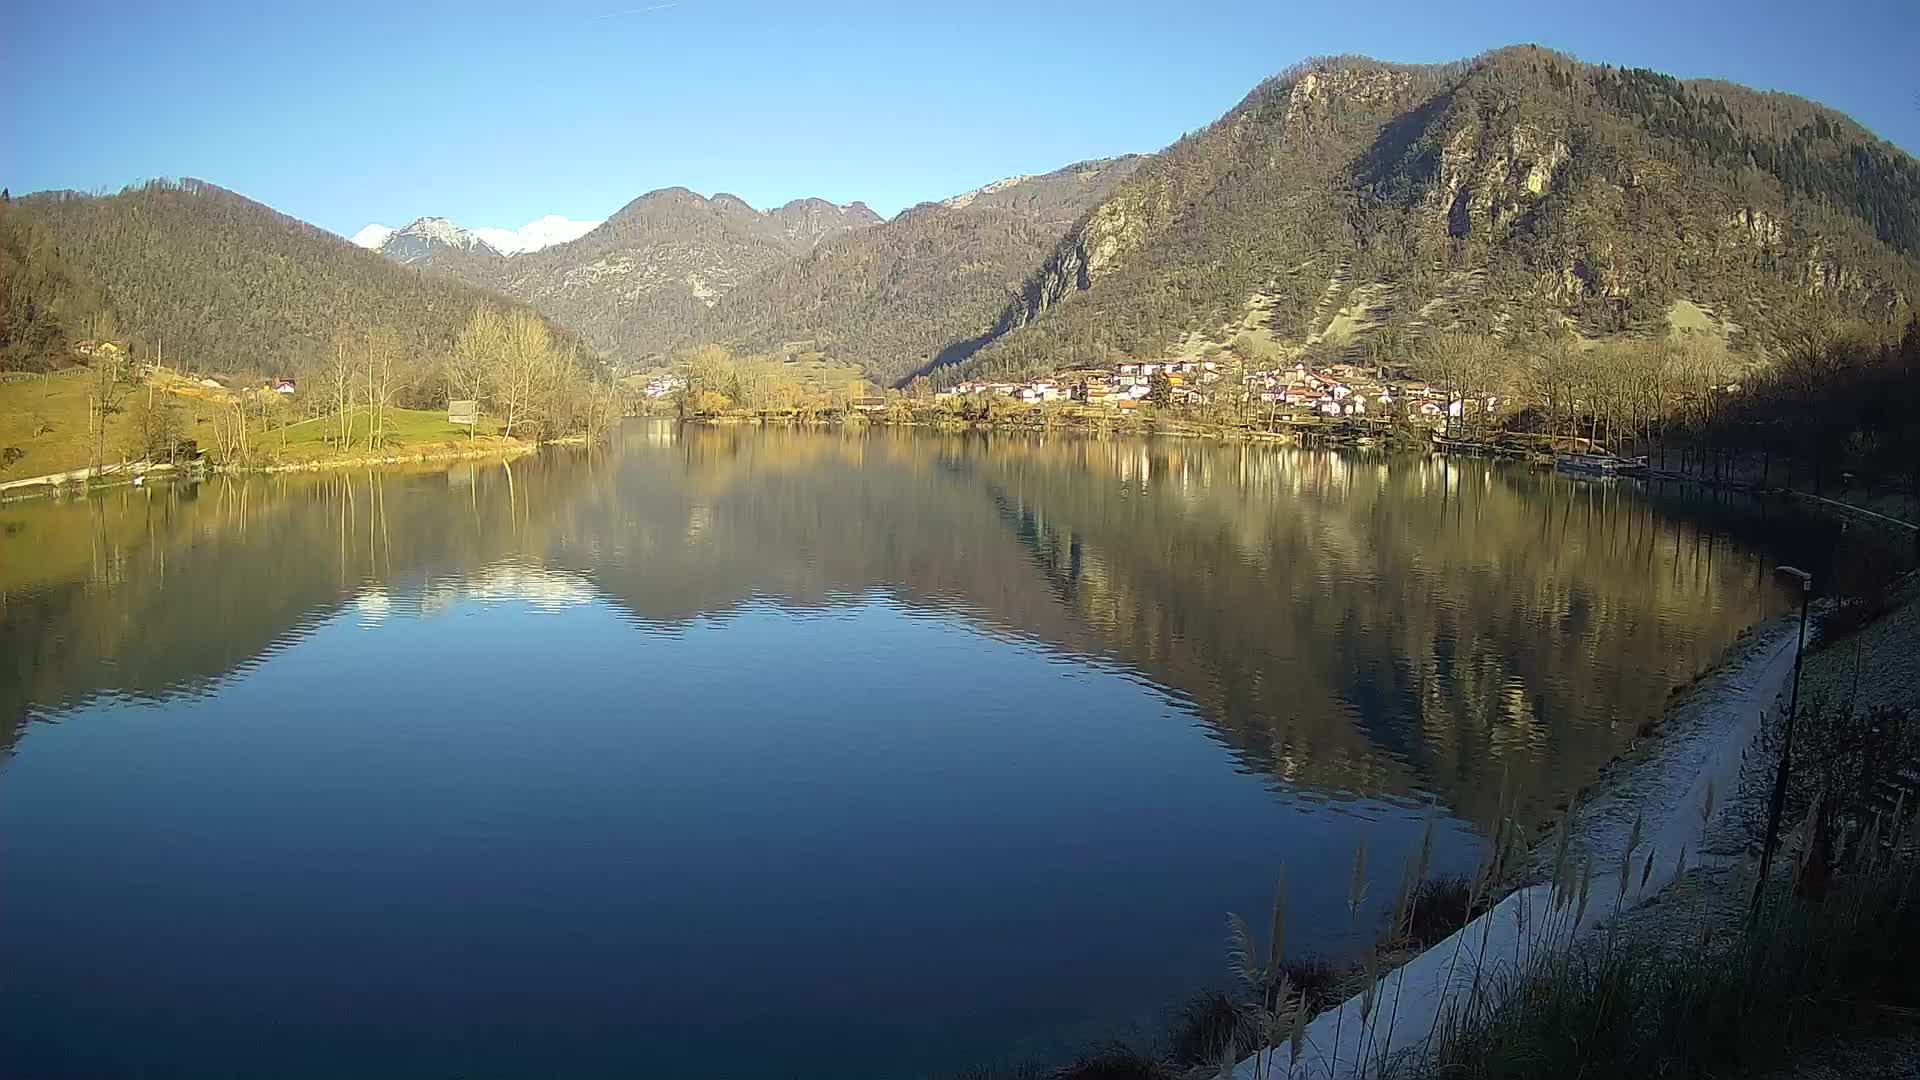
left=1521, top=615, right=1800, bottom=886
left=1796, top=579, right=1920, bottom=718
left=1607, top=577, right=1920, bottom=1074
left=1744, top=1033, right=1920, bottom=1079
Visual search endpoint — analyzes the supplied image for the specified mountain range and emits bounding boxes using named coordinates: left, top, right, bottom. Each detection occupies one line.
left=344, top=158, right=1144, bottom=383
left=354, top=47, right=1918, bottom=387
left=348, top=193, right=884, bottom=360
left=7, top=45, right=1918, bottom=392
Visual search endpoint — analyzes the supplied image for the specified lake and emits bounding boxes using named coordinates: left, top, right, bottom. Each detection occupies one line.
left=0, top=421, right=1840, bottom=1078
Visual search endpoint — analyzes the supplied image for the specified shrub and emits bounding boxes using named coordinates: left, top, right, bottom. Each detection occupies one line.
left=1816, top=595, right=1891, bottom=642
left=1277, top=955, right=1346, bottom=1014
left=1404, top=875, right=1479, bottom=947
left=1051, top=1045, right=1173, bottom=1080
left=1739, top=700, right=1916, bottom=862
left=1166, top=990, right=1254, bottom=1067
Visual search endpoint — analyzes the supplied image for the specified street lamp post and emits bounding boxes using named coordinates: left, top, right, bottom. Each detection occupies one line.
left=1751, top=565, right=1812, bottom=926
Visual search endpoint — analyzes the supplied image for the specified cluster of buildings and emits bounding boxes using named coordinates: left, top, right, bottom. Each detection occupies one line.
left=640, top=373, right=682, bottom=400
left=938, top=360, right=1227, bottom=408
left=939, top=357, right=1498, bottom=425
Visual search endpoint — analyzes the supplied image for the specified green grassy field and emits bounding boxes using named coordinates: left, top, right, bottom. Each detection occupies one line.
left=259, top=405, right=510, bottom=465
left=1, top=369, right=520, bottom=482
left=0, top=370, right=195, bottom=483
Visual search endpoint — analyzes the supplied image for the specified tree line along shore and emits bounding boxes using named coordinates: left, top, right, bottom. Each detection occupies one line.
left=659, top=314, right=1920, bottom=520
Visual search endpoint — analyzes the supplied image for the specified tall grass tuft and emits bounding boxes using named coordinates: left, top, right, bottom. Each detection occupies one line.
left=1049, top=1045, right=1173, bottom=1080
left=1419, top=737, right=1920, bottom=1080
left=1424, top=852, right=1920, bottom=1077
left=1401, top=874, right=1479, bottom=947
left=1166, top=990, right=1253, bottom=1069
left=1275, top=954, right=1344, bottom=1014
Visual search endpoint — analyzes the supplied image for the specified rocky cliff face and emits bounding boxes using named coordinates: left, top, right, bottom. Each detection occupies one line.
left=1430, top=122, right=1570, bottom=238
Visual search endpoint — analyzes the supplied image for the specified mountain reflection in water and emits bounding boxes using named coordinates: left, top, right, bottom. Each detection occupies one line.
left=0, top=420, right=1842, bottom=1078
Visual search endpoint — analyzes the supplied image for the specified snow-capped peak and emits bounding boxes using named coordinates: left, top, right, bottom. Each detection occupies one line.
left=363, top=217, right=504, bottom=264
left=349, top=214, right=601, bottom=257
left=350, top=223, right=395, bottom=249
left=471, top=215, right=602, bottom=255
left=397, top=217, right=494, bottom=251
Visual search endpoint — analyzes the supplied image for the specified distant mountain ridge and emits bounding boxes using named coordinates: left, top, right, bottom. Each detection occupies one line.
left=685, top=157, right=1146, bottom=383
left=357, top=164, right=1153, bottom=375
left=365, top=189, right=883, bottom=361
left=349, top=213, right=602, bottom=259
left=349, top=214, right=605, bottom=267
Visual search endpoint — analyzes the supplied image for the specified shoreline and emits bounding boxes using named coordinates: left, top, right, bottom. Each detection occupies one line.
left=678, top=409, right=1412, bottom=447
left=1235, top=617, right=1806, bottom=1078
left=1522, top=610, right=1803, bottom=868
left=683, top=414, right=1920, bottom=537
left=0, top=435, right=603, bottom=500
left=227, top=439, right=543, bottom=475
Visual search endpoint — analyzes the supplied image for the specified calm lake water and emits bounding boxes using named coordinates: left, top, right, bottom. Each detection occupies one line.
left=0, top=422, right=1843, bottom=1077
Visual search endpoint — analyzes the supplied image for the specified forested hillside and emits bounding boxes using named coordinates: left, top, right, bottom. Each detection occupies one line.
left=683, top=158, right=1143, bottom=384
left=10, top=179, right=576, bottom=380
left=946, top=46, right=1920, bottom=384
left=0, top=193, right=108, bottom=371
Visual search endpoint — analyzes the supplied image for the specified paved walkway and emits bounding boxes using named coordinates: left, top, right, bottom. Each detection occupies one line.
left=1235, top=623, right=1802, bottom=1079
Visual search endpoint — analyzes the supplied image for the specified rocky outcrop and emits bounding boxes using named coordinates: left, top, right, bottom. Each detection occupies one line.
left=1431, top=123, right=1570, bottom=238
left=769, top=198, right=882, bottom=247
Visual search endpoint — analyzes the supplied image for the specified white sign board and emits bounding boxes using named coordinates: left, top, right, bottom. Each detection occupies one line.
left=448, top=400, right=478, bottom=427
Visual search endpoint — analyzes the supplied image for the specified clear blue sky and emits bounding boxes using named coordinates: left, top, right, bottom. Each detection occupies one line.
left=4, top=0, right=1916, bottom=237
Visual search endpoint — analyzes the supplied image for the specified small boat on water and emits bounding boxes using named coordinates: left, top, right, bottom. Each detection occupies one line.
left=1554, top=452, right=1648, bottom=476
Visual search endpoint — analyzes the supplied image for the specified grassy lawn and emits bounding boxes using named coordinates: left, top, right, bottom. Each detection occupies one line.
left=1, top=369, right=520, bottom=481
left=0, top=370, right=209, bottom=483
left=260, top=405, right=512, bottom=465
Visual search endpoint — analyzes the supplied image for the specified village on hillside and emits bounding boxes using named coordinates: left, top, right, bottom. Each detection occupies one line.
left=936, top=357, right=1497, bottom=428
left=630, top=349, right=1507, bottom=434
